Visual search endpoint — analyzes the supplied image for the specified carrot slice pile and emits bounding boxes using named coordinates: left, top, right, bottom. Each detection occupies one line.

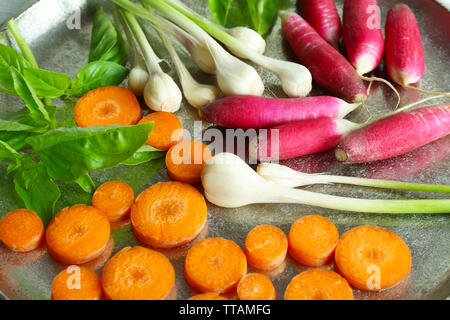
left=74, top=86, right=142, bottom=127
left=288, top=215, right=339, bottom=267
left=92, top=180, right=135, bottom=222
left=0, top=209, right=44, bottom=253
left=184, top=237, right=247, bottom=293
left=166, top=140, right=212, bottom=184
left=335, top=225, right=411, bottom=291
left=237, top=273, right=276, bottom=300
left=138, top=111, right=184, bottom=150
left=131, top=181, right=207, bottom=248
left=188, top=292, right=229, bottom=300
left=244, top=225, right=288, bottom=270
left=102, top=246, right=175, bottom=300
left=284, top=269, right=353, bottom=300
left=51, top=266, right=102, bottom=300
left=46, top=204, right=110, bottom=264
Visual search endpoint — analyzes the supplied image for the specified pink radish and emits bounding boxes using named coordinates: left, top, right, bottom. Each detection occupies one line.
left=249, top=118, right=360, bottom=161
left=280, top=11, right=367, bottom=103
left=299, top=0, right=342, bottom=49
left=335, top=103, right=450, bottom=163
left=343, top=0, right=384, bottom=75
left=200, top=95, right=360, bottom=129
left=385, top=4, right=448, bottom=97
left=385, top=3, right=424, bottom=87
left=358, top=135, right=450, bottom=180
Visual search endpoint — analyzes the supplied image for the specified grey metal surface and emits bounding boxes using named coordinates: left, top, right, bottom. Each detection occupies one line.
left=0, top=0, right=449, bottom=300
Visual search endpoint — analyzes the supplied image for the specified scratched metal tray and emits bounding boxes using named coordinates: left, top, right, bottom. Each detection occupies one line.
left=0, top=0, right=449, bottom=300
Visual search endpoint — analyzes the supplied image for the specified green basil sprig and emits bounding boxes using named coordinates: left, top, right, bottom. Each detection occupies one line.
left=0, top=12, right=164, bottom=224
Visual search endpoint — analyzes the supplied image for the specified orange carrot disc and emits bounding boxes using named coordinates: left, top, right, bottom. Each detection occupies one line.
left=288, top=215, right=339, bottom=267
left=335, top=225, right=412, bottom=291
left=166, top=140, right=212, bottom=184
left=74, top=86, right=142, bottom=127
left=188, top=292, right=229, bottom=300
left=92, top=180, right=135, bottom=222
left=284, top=269, right=353, bottom=300
left=138, top=111, right=183, bottom=150
left=51, top=266, right=102, bottom=300
left=102, top=246, right=175, bottom=300
left=46, top=204, right=110, bottom=265
left=0, top=209, right=44, bottom=253
left=184, top=237, right=247, bottom=293
left=237, top=273, right=276, bottom=300
left=244, top=225, right=288, bottom=271
left=131, top=181, right=207, bottom=248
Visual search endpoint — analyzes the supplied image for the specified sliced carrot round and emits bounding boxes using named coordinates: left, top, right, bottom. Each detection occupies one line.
left=102, top=246, right=175, bottom=300
left=138, top=111, right=183, bottom=150
left=51, top=266, right=102, bottom=300
left=131, top=181, right=207, bottom=248
left=74, top=86, right=142, bottom=127
left=335, top=225, right=411, bottom=291
left=188, top=292, right=229, bottom=300
left=166, top=140, right=212, bottom=184
left=244, top=225, right=288, bottom=271
left=92, top=180, right=135, bottom=222
left=0, top=209, right=44, bottom=253
left=284, top=269, right=353, bottom=300
left=237, top=273, right=276, bottom=300
left=288, top=215, right=339, bottom=267
left=184, top=237, right=247, bottom=293
left=46, top=204, right=110, bottom=265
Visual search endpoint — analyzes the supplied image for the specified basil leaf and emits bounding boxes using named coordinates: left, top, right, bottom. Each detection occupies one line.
left=13, top=158, right=60, bottom=225
left=23, top=67, right=71, bottom=98
left=0, top=118, right=36, bottom=132
left=10, top=67, right=51, bottom=123
left=99, top=26, right=127, bottom=65
left=70, top=60, right=129, bottom=97
left=122, top=145, right=165, bottom=166
left=89, top=7, right=127, bottom=65
left=0, top=139, right=22, bottom=163
left=74, top=173, right=96, bottom=193
left=208, top=0, right=232, bottom=26
left=0, top=43, right=31, bottom=93
left=246, top=0, right=279, bottom=35
left=26, top=122, right=153, bottom=181
left=0, top=131, right=34, bottom=153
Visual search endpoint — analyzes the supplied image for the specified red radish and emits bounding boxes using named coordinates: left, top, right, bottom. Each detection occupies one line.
left=343, top=0, right=384, bottom=75
left=280, top=11, right=367, bottom=103
left=200, top=95, right=360, bottom=129
left=335, top=103, right=450, bottom=163
left=249, top=118, right=360, bottom=161
left=385, top=3, right=424, bottom=87
left=359, top=135, right=450, bottom=180
left=299, top=0, right=342, bottom=49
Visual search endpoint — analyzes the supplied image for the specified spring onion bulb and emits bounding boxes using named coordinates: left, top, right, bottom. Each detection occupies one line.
left=120, top=8, right=181, bottom=112
left=157, top=30, right=219, bottom=108
left=156, top=0, right=312, bottom=97
left=116, top=8, right=150, bottom=96
left=257, top=162, right=450, bottom=194
left=112, top=0, right=265, bottom=96
left=167, top=0, right=266, bottom=55
left=201, top=152, right=450, bottom=213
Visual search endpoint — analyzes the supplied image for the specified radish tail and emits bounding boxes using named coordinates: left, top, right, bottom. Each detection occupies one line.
left=403, top=85, right=450, bottom=98
left=360, top=75, right=400, bottom=109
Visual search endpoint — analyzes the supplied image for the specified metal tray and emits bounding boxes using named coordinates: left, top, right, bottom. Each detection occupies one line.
left=0, top=0, right=449, bottom=300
